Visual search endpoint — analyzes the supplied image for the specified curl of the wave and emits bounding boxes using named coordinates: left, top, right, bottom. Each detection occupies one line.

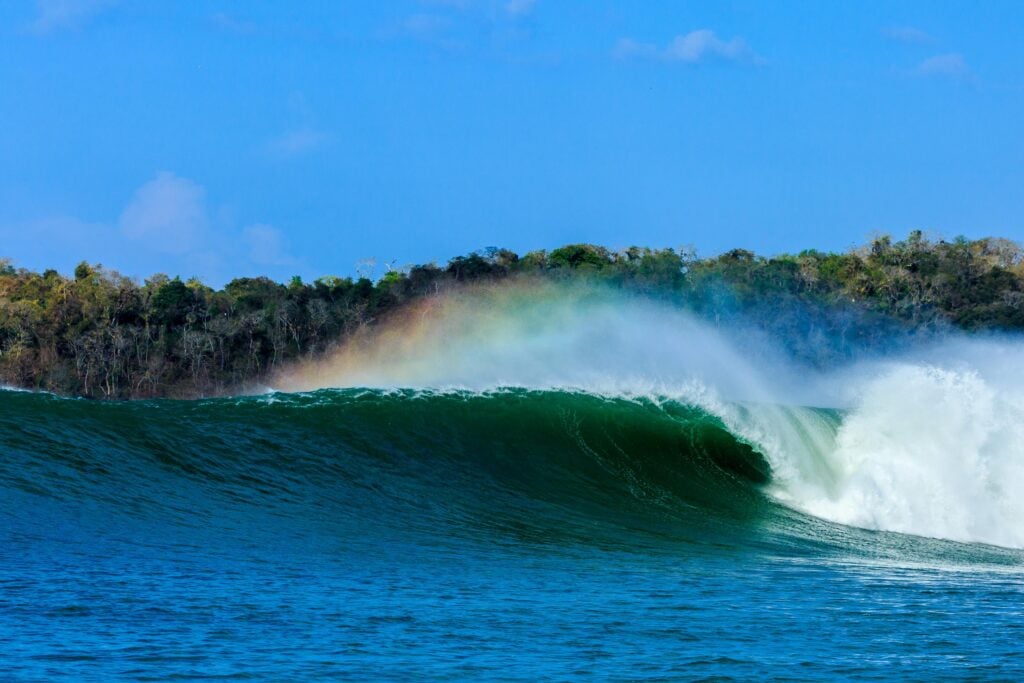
left=275, top=281, right=1024, bottom=549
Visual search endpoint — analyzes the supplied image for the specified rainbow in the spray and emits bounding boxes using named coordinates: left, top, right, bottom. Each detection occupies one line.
left=274, top=280, right=787, bottom=399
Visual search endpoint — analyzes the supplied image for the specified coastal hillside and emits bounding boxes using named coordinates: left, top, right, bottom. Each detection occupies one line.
left=2, top=231, right=1022, bottom=398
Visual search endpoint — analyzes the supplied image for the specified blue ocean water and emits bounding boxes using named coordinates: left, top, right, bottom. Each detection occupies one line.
left=1, top=389, right=1021, bottom=680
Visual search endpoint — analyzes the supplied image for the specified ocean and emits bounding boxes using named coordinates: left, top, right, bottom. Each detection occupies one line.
left=2, top=387, right=1022, bottom=681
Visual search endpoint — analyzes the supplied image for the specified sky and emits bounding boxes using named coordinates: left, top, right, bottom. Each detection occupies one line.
left=1, top=1, right=1023, bottom=286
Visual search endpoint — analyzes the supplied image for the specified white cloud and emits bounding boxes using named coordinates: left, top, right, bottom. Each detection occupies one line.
left=28, top=0, right=117, bottom=35
left=665, top=30, right=760, bottom=63
left=262, top=93, right=330, bottom=159
left=263, top=127, right=329, bottom=158
left=917, top=53, right=971, bottom=81
left=505, top=0, right=536, bottom=17
left=243, top=224, right=299, bottom=267
left=614, top=30, right=764, bottom=66
left=391, top=12, right=467, bottom=52
left=882, top=26, right=933, bottom=44
left=5, top=173, right=307, bottom=285
left=386, top=1, right=538, bottom=52
left=118, top=172, right=209, bottom=254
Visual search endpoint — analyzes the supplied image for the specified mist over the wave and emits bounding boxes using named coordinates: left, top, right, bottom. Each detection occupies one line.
left=274, top=282, right=811, bottom=403
left=274, top=282, right=1024, bottom=549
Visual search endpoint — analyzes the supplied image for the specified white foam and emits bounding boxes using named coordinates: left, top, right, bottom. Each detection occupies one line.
left=280, top=286, right=1024, bottom=548
left=787, top=364, right=1024, bottom=548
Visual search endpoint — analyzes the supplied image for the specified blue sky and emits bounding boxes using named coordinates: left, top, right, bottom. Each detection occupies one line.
left=1, top=1, right=1022, bottom=285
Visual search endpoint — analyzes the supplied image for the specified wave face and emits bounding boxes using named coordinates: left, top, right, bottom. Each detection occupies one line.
left=0, top=389, right=777, bottom=548
left=2, top=385, right=1020, bottom=564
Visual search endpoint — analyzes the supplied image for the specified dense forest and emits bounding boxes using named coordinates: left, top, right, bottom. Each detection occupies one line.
left=2, top=231, right=1023, bottom=398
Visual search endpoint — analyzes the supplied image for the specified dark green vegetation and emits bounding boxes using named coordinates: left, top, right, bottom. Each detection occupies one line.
left=2, top=231, right=1023, bottom=398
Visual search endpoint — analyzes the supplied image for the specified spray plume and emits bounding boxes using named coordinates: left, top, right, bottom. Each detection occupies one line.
left=275, top=281, right=1024, bottom=548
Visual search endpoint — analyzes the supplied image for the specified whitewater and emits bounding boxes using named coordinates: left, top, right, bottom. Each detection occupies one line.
left=278, top=283, right=1024, bottom=549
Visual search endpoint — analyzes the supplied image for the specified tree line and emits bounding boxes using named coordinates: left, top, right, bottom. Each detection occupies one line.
left=2, top=231, right=1022, bottom=398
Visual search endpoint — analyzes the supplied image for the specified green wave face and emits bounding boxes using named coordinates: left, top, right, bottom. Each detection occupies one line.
left=1, top=388, right=1019, bottom=567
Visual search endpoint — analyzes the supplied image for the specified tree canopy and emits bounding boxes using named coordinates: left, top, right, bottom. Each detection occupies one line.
left=2, top=233, right=1022, bottom=398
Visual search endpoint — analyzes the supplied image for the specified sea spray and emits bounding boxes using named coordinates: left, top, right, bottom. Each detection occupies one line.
left=275, top=282, right=804, bottom=402
left=274, top=282, right=1024, bottom=548
left=798, top=365, right=1024, bottom=548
